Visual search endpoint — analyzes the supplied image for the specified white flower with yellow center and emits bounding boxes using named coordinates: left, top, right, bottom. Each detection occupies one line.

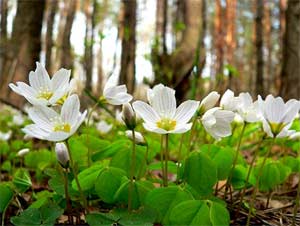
left=257, top=95, right=299, bottom=138
left=9, top=62, right=71, bottom=106
left=22, top=94, right=87, bottom=142
left=102, top=75, right=132, bottom=105
left=201, top=107, right=235, bottom=140
left=220, top=89, right=240, bottom=111
left=236, top=92, right=259, bottom=123
left=132, top=84, right=199, bottom=134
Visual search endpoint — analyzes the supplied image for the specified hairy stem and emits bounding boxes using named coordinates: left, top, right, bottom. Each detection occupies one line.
left=128, top=129, right=136, bottom=212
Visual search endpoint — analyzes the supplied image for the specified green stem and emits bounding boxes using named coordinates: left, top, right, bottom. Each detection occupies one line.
left=63, top=168, right=72, bottom=223
left=224, top=123, right=247, bottom=200
left=246, top=138, right=274, bottom=226
left=188, top=117, right=198, bottom=155
left=66, top=142, right=88, bottom=213
left=160, top=135, right=165, bottom=187
left=237, top=137, right=264, bottom=214
left=128, top=129, right=136, bottom=212
left=164, top=134, right=169, bottom=187
left=293, top=172, right=300, bottom=226
left=176, top=134, right=185, bottom=184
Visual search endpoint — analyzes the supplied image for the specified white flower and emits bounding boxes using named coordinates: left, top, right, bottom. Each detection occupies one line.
left=22, top=94, right=87, bottom=142
left=115, top=109, right=124, bottom=124
left=132, top=84, right=199, bottom=134
left=12, top=114, right=25, bottom=126
left=122, top=103, right=136, bottom=129
left=17, top=148, right=30, bottom=157
left=201, top=107, right=235, bottom=140
left=290, top=132, right=300, bottom=140
left=236, top=92, right=259, bottom=123
left=0, top=130, right=12, bottom=141
left=55, top=142, right=70, bottom=168
left=199, top=91, right=220, bottom=112
left=220, top=89, right=240, bottom=111
left=9, top=62, right=71, bottom=106
left=103, top=75, right=132, bottom=105
left=257, top=95, right=299, bottom=138
left=125, top=130, right=146, bottom=145
left=96, top=120, right=113, bottom=134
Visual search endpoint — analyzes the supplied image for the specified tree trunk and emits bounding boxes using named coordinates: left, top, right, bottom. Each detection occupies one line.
left=60, top=0, right=76, bottom=69
left=214, top=0, right=225, bottom=91
left=155, top=0, right=167, bottom=54
left=279, top=0, right=300, bottom=99
left=83, top=0, right=95, bottom=92
left=119, top=0, right=137, bottom=94
left=45, top=0, right=58, bottom=75
left=255, top=0, right=264, bottom=96
left=225, top=0, right=237, bottom=91
left=0, top=0, right=45, bottom=107
left=0, top=0, right=8, bottom=80
left=264, top=3, right=272, bottom=93
left=152, top=0, right=202, bottom=101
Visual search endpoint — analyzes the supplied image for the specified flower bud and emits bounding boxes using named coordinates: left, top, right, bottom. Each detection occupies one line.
left=55, top=142, right=70, bottom=168
left=199, top=91, right=220, bottom=114
left=17, top=148, right=30, bottom=157
left=125, top=130, right=146, bottom=145
left=122, top=103, right=136, bottom=130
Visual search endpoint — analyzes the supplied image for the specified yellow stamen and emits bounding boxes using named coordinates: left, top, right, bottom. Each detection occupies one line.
left=56, top=94, right=68, bottom=105
left=269, top=122, right=285, bottom=135
left=53, top=123, right=71, bottom=133
left=38, top=91, right=53, bottom=100
left=157, top=118, right=177, bottom=131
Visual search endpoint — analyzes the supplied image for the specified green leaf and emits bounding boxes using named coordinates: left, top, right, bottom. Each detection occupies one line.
left=110, top=146, right=146, bottom=179
left=79, top=134, right=110, bottom=154
left=92, top=139, right=129, bottom=161
left=24, top=149, right=56, bottom=171
left=95, top=167, right=127, bottom=203
left=114, top=178, right=154, bottom=209
left=231, top=164, right=256, bottom=189
left=281, top=156, right=299, bottom=172
left=169, top=200, right=211, bottom=226
left=68, top=137, right=88, bottom=169
left=257, top=162, right=281, bottom=192
left=13, top=168, right=32, bottom=193
left=184, top=152, right=217, bottom=196
left=10, top=203, right=63, bottom=226
left=72, top=164, right=103, bottom=191
left=0, top=183, right=14, bottom=213
left=148, top=161, right=178, bottom=174
left=145, top=186, right=193, bottom=224
left=209, top=201, right=230, bottom=226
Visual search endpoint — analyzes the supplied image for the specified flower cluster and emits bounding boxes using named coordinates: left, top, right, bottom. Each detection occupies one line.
left=9, top=63, right=87, bottom=142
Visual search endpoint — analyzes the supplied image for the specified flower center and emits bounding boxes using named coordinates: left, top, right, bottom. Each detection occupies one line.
left=56, top=94, right=68, bottom=105
left=37, top=88, right=53, bottom=100
left=157, top=118, right=176, bottom=131
left=269, top=122, right=285, bottom=135
left=53, top=123, right=71, bottom=133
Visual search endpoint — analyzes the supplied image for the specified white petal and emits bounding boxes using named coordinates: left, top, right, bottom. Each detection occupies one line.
left=143, top=123, right=168, bottom=134
left=174, top=100, right=200, bottom=124
left=103, top=75, right=118, bottom=94
left=22, top=124, right=49, bottom=140
left=46, top=132, right=70, bottom=142
left=171, top=123, right=192, bottom=134
left=27, top=106, right=58, bottom=131
left=104, top=85, right=127, bottom=98
left=29, top=62, right=51, bottom=90
left=106, top=92, right=132, bottom=105
left=61, top=94, right=80, bottom=123
left=264, top=95, right=285, bottom=123
left=70, top=110, right=87, bottom=135
left=51, top=68, right=71, bottom=90
left=151, top=84, right=176, bottom=118
left=200, top=91, right=220, bottom=111
left=132, top=101, right=160, bottom=125
left=282, top=99, right=299, bottom=123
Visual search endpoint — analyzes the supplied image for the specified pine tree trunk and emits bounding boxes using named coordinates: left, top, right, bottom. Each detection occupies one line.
left=279, top=0, right=300, bottom=99
left=0, top=0, right=8, bottom=80
left=60, top=0, right=76, bottom=69
left=0, top=0, right=45, bottom=107
left=255, top=0, right=264, bottom=96
left=45, top=0, right=58, bottom=75
left=214, top=0, right=225, bottom=91
left=225, top=0, right=237, bottom=91
left=119, top=0, right=137, bottom=94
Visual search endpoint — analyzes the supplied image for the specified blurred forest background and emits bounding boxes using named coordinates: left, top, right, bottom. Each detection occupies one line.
left=0, top=0, right=299, bottom=108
